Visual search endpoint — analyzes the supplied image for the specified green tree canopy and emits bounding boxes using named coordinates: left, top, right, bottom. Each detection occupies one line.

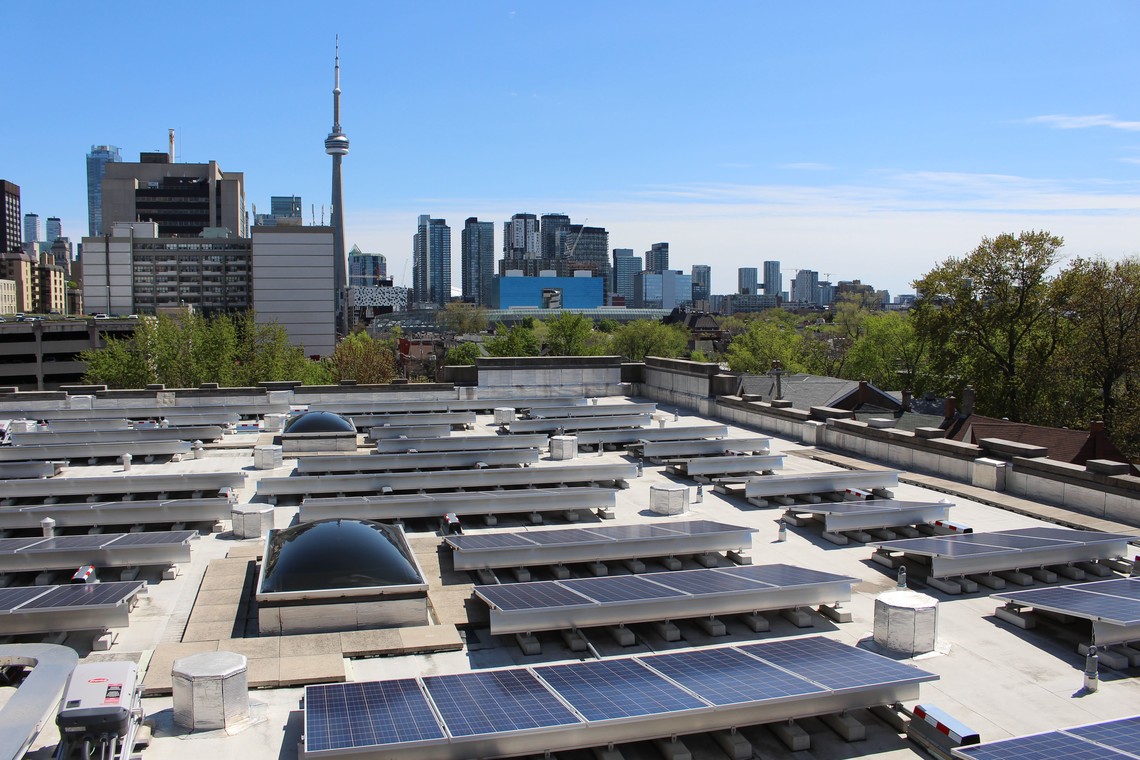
left=484, top=324, right=541, bottom=357
left=724, top=316, right=809, bottom=374
left=609, top=320, right=689, bottom=362
left=330, top=331, right=398, bottom=384
left=446, top=341, right=483, bottom=366
left=544, top=312, right=598, bottom=355
left=437, top=302, right=489, bottom=335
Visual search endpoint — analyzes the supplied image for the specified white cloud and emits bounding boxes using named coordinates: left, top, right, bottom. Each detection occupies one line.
left=1026, top=114, right=1140, bottom=132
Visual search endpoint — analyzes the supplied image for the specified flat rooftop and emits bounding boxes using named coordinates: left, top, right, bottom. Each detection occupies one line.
left=4, top=395, right=1140, bottom=760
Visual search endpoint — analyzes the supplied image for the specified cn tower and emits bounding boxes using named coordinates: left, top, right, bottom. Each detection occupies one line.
left=325, top=36, right=350, bottom=339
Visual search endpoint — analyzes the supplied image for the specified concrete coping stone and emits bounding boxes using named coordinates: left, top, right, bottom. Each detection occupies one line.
left=914, top=427, right=945, bottom=439
left=1086, top=458, right=1132, bottom=476
left=979, top=437, right=1048, bottom=458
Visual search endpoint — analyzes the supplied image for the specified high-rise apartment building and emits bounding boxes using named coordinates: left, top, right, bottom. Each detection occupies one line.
left=792, top=269, right=820, bottom=305
left=611, top=249, right=642, bottom=303
left=646, top=242, right=669, bottom=274
left=348, top=246, right=387, bottom=286
left=503, top=213, right=540, bottom=261
left=691, top=264, right=711, bottom=305
left=562, top=225, right=611, bottom=299
left=2, top=181, right=21, bottom=253
left=24, top=213, right=40, bottom=246
left=738, top=267, right=758, bottom=295
left=413, top=215, right=451, bottom=307
left=102, top=156, right=247, bottom=238
left=634, top=270, right=692, bottom=309
left=461, top=217, right=494, bottom=306
left=46, top=217, right=61, bottom=243
left=86, top=144, right=121, bottom=237
left=540, top=213, right=571, bottom=259
left=763, top=260, right=781, bottom=297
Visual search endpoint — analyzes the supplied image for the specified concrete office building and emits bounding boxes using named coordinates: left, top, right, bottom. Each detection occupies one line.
left=0, top=253, right=35, bottom=312
left=763, top=260, right=781, bottom=297
left=412, top=215, right=451, bottom=308
left=634, top=269, right=692, bottom=309
left=252, top=226, right=336, bottom=356
left=612, top=248, right=641, bottom=303
left=691, top=264, right=711, bottom=308
left=0, top=279, right=15, bottom=315
left=81, top=222, right=251, bottom=317
left=461, top=217, right=495, bottom=306
left=102, top=155, right=247, bottom=238
left=2, top=181, right=21, bottom=253
left=86, top=144, right=122, bottom=237
left=645, top=242, right=669, bottom=274
left=738, top=267, right=758, bottom=295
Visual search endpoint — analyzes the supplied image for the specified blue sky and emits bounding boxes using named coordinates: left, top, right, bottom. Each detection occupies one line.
left=5, top=1, right=1140, bottom=297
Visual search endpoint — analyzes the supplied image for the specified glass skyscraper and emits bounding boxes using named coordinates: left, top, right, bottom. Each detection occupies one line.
left=763, top=260, right=781, bottom=297
left=413, top=214, right=451, bottom=307
left=86, top=145, right=121, bottom=237
left=738, top=267, right=758, bottom=295
left=612, top=248, right=642, bottom=303
left=462, top=217, right=495, bottom=306
left=691, top=264, right=711, bottom=304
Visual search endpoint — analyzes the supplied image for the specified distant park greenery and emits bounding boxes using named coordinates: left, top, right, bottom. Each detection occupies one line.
left=721, top=230, right=1140, bottom=458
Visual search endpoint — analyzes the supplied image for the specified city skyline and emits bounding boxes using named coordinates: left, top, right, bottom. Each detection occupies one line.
left=4, top=2, right=1140, bottom=298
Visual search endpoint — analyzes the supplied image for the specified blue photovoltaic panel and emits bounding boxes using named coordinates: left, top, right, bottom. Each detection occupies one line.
left=1001, top=526, right=1132, bottom=544
left=26, top=535, right=115, bottom=551
left=476, top=582, right=592, bottom=612
left=1079, top=578, right=1140, bottom=602
left=561, top=575, right=687, bottom=604
left=534, top=658, right=706, bottom=721
left=873, top=537, right=1009, bottom=557
left=996, top=586, right=1140, bottom=625
left=1065, top=716, right=1140, bottom=755
left=937, top=533, right=1065, bottom=550
left=16, top=581, right=143, bottom=610
left=446, top=533, right=536, bottom=551
left=646, top=568, right=772, bottom=595
left=641, top=646, right=823, bottom=706
left=423, top=670, right=581, bottom=737
left=740, top=636, right=933, bottom=690
left=520, top=528, right=614, bottom=546
left=720, top=563, right=853, bottom=587
left=802, top=502, right=901, bottom=515
left=581, top=523, right=678, bottom=540
left=0, top=586, right=50, bottom=612
left=107, top=530, right=198, bottom=546
left=654, top=520, right=752, bottom=536
left=305, top=680, right=445, bottom=752
left=956, top=731, right=1136, bottom=759
left=0, top=537, right=53, bottom=552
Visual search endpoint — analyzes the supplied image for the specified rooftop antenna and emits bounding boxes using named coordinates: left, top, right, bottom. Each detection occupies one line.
left=311, top=204, right=316, bottom=226
left=168, top=128, right=175, bottom=162
left=321, top=205, right=326, bottom=226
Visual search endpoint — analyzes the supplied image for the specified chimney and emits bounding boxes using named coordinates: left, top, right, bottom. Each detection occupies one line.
left=1090, top=420, right=1105, bottom=434
left=944, top=395, right=957, bottom=419
left=901, top=389, right=912, bottom=412
left=962, top=385, right=975, bottom=417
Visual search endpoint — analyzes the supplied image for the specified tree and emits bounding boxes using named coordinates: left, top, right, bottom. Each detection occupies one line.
left=446, top=342, right=482, bottom=366
left=438, top=302, right=488, bottom=335
left=330, top=331, right=398, bottom=384
left=609, top=320, right=689, bottom=362
left=841, top=312, right=930, bottom=391
left=724, top=316, right=809, bottom=374
left=1052, top=256, right=1140, bottom=433
left=911, top=231, right=1065, bottom=421
left=484, top=324, right=541, bottom=357
left=544, top=312, right=596, bottom=355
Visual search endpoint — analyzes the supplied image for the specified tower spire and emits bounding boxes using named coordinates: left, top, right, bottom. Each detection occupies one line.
left=325, top=36, right=350, bottom=341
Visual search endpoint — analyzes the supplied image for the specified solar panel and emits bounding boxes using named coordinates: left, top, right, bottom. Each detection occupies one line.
left=640, top=646, right=824, bottom=706
left=1079, top=578, right=1140, bottom=601
left=956, top=730, right=1136, bottom=759
left=305, top=680, right=444, bottom=753
left=720, top=563, right=854, bottom=587
left=17, top=581, right=144, bottom=610
left=1065, top=716, right=1140, bottom=755
left=107, top=530, right=199, bottom=546
left=561, top=575, right=687, bottom=604
left=937, top=533, right=1066, bottom=550
left=520, top=528, right=615, bottom=546
left=579, top=523, right=678, bottom=540
left=652, top=520, right=753, bottom=536
left=476, top=582, right=593, bottom=612
left=645, top=568, right=772, bottom=595
left=1001, top=526, right=1128, bottom=544
left=445, top=533, right=536, bottom=551
left=995, top=586, right=1140, bottom=625
left=422, top=670, right=582, bottom=737
left=0, top=585, right=50, bottom=612
left=533, top=658, right=705, bottom=721
left=0, top=537, right=53, bottom=552
left=740, top=636, right=934, bottom=690
left=874, top=537, right=1009, bottom=557
left=24, top=535, right=116, bottom=551
left=798, top=501, right=901, bottom=514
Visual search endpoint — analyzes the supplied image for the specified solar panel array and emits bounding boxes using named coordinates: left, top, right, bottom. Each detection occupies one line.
left=476, top=563, right=855, bottom=613
left=305, top=636, right=938, bottom=755
left=955, top=715, right=1140, bottom=759
left=445, top=519, right=753, bottom=552
left=0, top=530, right=198, bottom=555
left=0, top=581, right=145, bottom=614
left=874, top=527, right=1136, bottom=558
left=792, top=499, right=940, bottom=515
left=994, top=578, right=1140, bottom=626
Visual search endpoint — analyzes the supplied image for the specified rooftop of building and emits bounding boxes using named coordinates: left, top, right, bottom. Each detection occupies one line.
left=0, top=373, right=1136, bottom=760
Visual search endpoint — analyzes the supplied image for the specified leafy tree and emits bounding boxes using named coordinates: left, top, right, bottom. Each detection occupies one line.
left=911, top=231, right=1065, bottom=421
left=330, top=331, right=398, bottom=384
left=484, top=324, right=541, bottom=357
left=446, top=342, right=483, bottom=366
left=544, top=312, right=597, bottom=355
left=1052, top=256, right=1140, bottom=434
left=609, top=320, right=689, bottom=362
left=724, top=317, right=808, bottom=374
left=438, top=302, right=489, bottom=335
left=595, top=318, right=619, bottom=333
left=231, top=312, right=312, bottom=386
left=841, top=312, right=930, bottom=391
